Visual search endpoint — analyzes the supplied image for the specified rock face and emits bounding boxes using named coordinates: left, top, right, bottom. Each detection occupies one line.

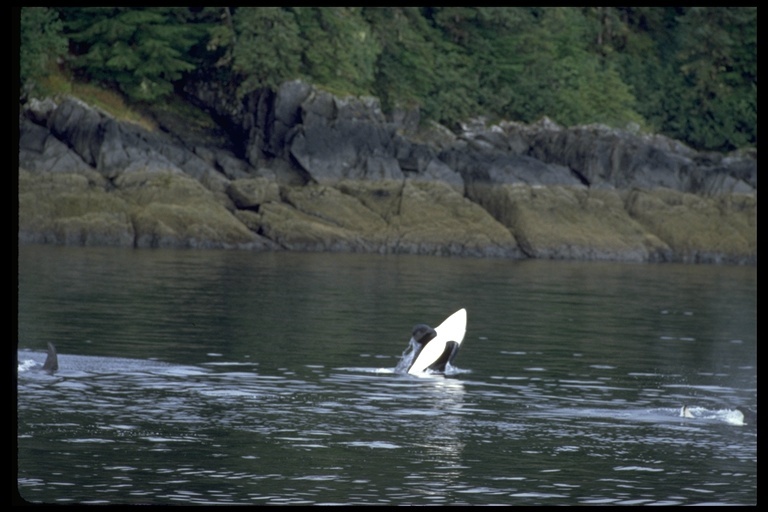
left=18, top=80, right=756, bottom=264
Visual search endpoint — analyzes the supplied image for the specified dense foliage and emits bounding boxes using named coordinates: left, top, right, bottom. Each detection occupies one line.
left=19, top=6, right=756, bottom=152
left=18, top=7, right=67, bottom=96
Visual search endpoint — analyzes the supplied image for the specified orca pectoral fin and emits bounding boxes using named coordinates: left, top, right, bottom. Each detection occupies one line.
left=42, top=342, right=58, bottom=374
left=426, top=341, right=460, bottom=373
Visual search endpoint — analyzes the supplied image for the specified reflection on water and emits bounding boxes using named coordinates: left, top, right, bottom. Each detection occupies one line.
left=17, top=246, right=756, bottom=505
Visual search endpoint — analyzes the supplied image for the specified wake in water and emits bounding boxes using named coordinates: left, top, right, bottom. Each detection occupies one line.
left=17, top=345, right=208, bottom=380
left=17, top=342, right=58, bottom=375
left=337, top=364, right=469, bottom=378
left=679, top=405, right=756, bottom=426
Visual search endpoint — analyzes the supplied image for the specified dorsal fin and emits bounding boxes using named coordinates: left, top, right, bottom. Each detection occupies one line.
left=41, top=342, right=58, bottom=374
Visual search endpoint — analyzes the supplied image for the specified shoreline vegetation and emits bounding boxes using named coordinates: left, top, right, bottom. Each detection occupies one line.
left=18, top=8, right=755, bottom=264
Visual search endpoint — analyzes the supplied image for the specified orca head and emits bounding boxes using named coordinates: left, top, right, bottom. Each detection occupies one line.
left=395, top=324, right=437, bottom=374
left=411, top=324, right=437, bottom=346
left=41, top=342, right=58, bottom=375
left=680, top=405, right=694, bottom=418
left=735, top=406, right=757, bottom=426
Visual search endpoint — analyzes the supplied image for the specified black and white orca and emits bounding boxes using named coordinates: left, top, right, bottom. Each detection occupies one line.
left=18, top=342, right=58, bottom=375
left=396, top=308, right=467, bottom=375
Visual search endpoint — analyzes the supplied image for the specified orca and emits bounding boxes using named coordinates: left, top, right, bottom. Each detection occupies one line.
left=396, top=308, right=467, bottom=375
left=735, top=406, right=757, bottom=426
left=42, top=342, right=58, bottom=374
left=680, top=404, right=756, bottom=426
left=18, top=342, right=58, bottom=375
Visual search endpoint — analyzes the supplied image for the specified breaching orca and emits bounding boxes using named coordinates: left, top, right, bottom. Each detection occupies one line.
left=396, top=308, right=467, bottom=375
left=18, top=342, right=58, bottom=375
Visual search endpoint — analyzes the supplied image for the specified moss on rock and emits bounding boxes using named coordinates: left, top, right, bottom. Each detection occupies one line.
left=19, top=169, right=134, bottom=245
left=470, top=183, right=672, bottom=261
left=19, top=169, right=259, bottom=249
left=626, top=188, right=756, bottom=264
left=116, top=171, right=258, bottom=249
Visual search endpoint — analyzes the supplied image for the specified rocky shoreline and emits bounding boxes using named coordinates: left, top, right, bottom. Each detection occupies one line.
left=18, top=80, right=756, bottom=264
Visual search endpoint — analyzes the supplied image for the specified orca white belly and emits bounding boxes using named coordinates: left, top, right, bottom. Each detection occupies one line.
left=407, top=308, right=467, bottom=374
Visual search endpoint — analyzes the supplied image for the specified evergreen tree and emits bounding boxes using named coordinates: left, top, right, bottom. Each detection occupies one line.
left=600, top=7, right=756, bottom=150
left=363, top=7, right=439, bottom=112
left=19, top=7, right=67, bottom=97
left=292, top=7, right=380, bottom=95
left=60, top=7, right=203, bottom=101
left=604, top=8, right=673, bottom=134
left=457, top=8, right=534, bottom=118
left=38, top=6, right=756, bottom=152
left=672, top=7, right=756, bottom=150
left=230, top=7, right=303, bottom=94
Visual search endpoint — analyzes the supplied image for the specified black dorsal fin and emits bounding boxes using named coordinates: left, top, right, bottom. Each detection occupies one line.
left=41, top=342, right=58, bottom=374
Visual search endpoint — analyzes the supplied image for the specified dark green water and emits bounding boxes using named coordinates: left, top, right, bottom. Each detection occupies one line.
left=17, top=245, right=756, bottom=505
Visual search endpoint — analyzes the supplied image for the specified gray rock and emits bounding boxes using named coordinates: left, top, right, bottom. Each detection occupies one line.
left=496, top=119, right=756, bottom=196
left=19, top=118, right=93, bottom=174
left=227, top=178, right=281, bottom=209
left=17, top=81, right=756, bottom=263
left=288, top=89, right=402, bottom=184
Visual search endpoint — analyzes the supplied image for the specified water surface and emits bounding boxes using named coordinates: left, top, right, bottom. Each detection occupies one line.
left=17, top=245, right=757, bottom=505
